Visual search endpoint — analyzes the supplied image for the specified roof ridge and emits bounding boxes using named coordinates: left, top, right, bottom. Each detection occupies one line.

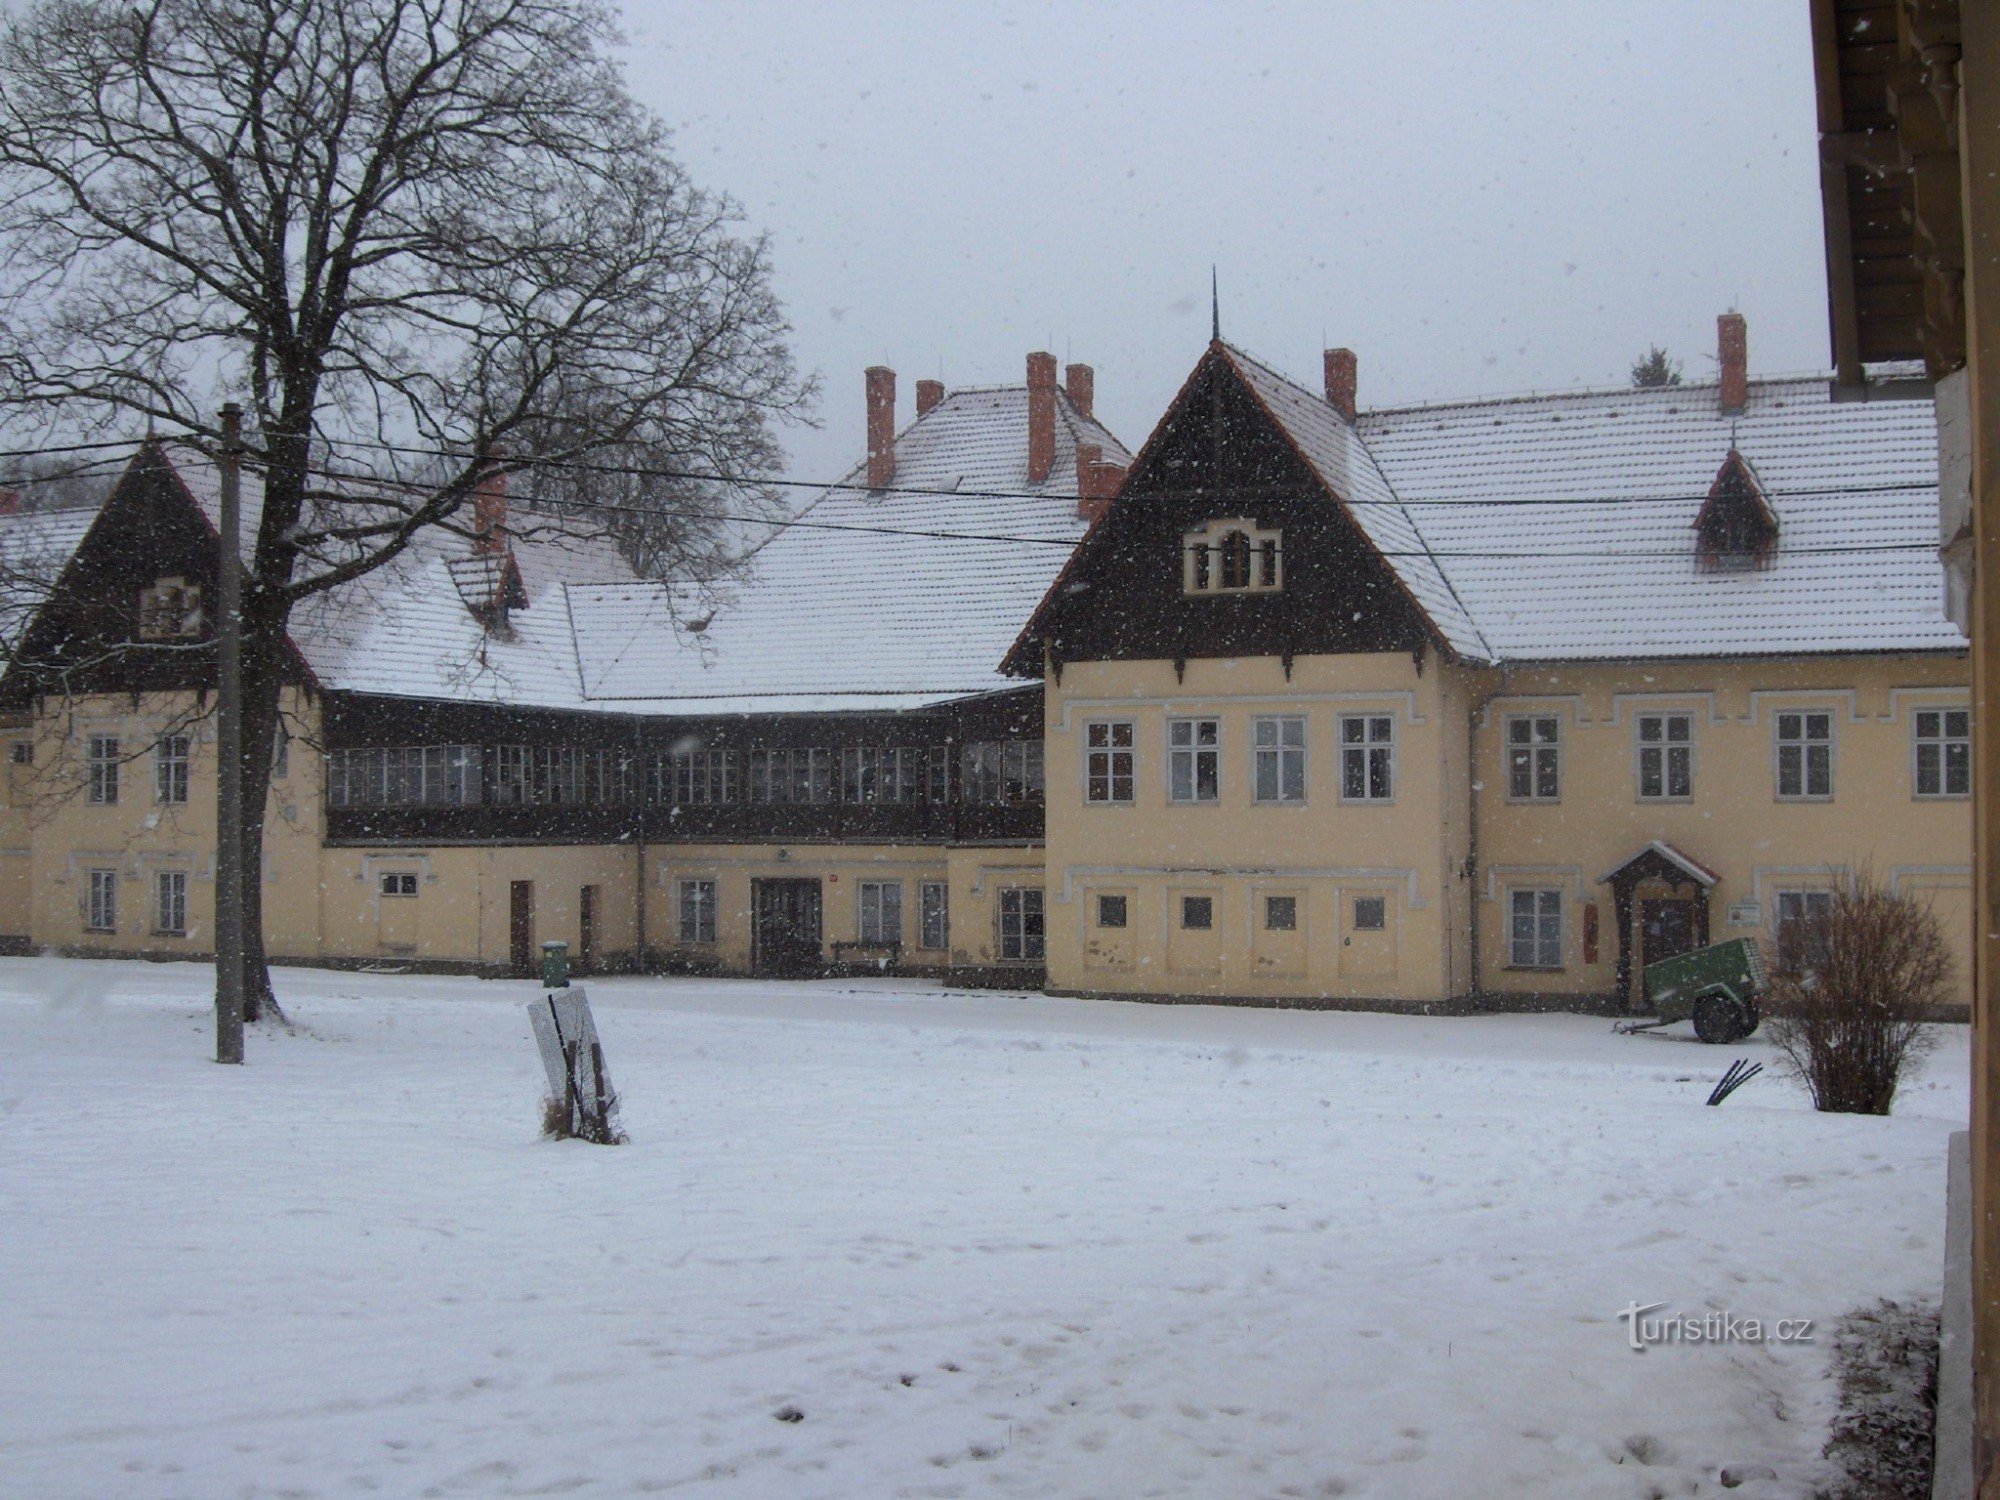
left=1358, top=372, right=1840, bottom=420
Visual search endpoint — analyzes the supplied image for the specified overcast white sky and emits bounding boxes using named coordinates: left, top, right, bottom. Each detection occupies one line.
left=622, top=2, right=1831, bottom=486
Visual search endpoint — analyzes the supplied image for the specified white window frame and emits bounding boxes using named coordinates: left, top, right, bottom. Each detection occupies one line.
left=1914, top=706, right=1972, bottom=799
left=1508, top=888, right=1563, bottom=970
left=1505, top=715, right=1561, bottom=802
left=1774, top=710, right=1834, bottom=802
left=1773, top=889, right=1836, bottom=972
left=678, top=877, right=717, bottom=944
left=154, top=734, right=190, bottom=805
left=153, top=869, right=188, bottom=936
left=1252, top=716, right=1306, bottom=805
left=86, top=734, right=119, bottom=805
left=1634, top=713, right=1693, bottom=802
left=1182, top=517, right=1283, bottom=595
left=1166, top=717, right=1220, bottom=804
left=1085, top=720, right=1136, bottom=804
left=997, top=887, right=1045, bottom=961
left=858, top=881, right=902, bottom=946
left=919, top=880, right=949, bottom=950
left=378, top=871, right=418, bottom=897
left=1338, top=715, right=1395, bottom=803
left=85, top=868, right=117, bottom=932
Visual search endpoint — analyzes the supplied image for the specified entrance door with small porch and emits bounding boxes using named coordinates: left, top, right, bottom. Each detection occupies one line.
left=1640, top=898, right=1698, bottom=971
left=509, top=880, right=535, bottom=977
left=753, top=878, right=823, bottom=976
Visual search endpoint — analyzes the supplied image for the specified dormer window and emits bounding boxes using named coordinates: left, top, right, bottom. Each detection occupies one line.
left=1693, top=449, right=1778, bottom=573
left=1185, top=518, right=1282, bottom=595
left=137, top=576, right=203, bottom=639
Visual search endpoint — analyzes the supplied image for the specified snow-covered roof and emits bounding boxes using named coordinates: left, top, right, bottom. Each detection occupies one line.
left=1215, top=347, right=1956, bottom=664
left=149, top=384, right=1127, bottom=716
left=0, top=504, right=99, bottom=663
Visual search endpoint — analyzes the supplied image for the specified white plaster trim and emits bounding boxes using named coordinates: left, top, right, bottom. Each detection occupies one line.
left=1743, top=688, right=1862, bottom=726
left=1054, top=864, right=1425, bottom=910
left=1473, top=694, right=1589, bottom=728
left=1884, top=686, right=1973, bottom=725
left=1483, top=864, right=1589, bottom=903
left=1750, top=866, right=1848, bottom=907
left=650, top=851, right=965, bottom=887
left=1606, top=691, right=1723, bottom=727
left=1889, top=864, right=1972, bottom=895
left=1053, top=690, right=1425, bottom=734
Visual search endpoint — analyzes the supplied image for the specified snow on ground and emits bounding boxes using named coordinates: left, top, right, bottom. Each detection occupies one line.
left=0, top=959, right=1967, bottom=1500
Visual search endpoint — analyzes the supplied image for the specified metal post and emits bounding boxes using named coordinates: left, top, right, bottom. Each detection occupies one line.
left=215, top=405, right=245, bottom=1065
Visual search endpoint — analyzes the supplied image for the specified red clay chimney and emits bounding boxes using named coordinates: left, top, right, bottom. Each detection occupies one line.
left=1074, top=442, right=1126, bottom=522
left=915, top=378, right=944, bottom=417
left=1027, top=352, right=1057, bottom=484
left=472, top=468, right=506, bottom=555
left=1064, top=363, right=1094, bottom=419
left=0, top=488, right=19, bottom=516
left=1717, top=313, right=1747, bottom=416
left=865, top=366, right=896, bottom=487
left=1324, top=348, right=1357, bottom=421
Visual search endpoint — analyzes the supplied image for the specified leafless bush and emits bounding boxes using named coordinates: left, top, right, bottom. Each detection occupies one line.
left=539, top=1092, right=625, bottom=1146
left=1764, top=873, right=1947, bottom=1115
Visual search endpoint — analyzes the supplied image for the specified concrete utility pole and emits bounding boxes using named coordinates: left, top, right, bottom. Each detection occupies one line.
left=215, top=404, right=245, bottom=1065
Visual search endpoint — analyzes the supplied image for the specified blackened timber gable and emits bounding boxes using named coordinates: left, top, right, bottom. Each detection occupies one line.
left=1007, top=348, right=1435, bottom=673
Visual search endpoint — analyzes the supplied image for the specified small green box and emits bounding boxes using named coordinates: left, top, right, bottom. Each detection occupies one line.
left=539, top=939, right=570, bottom=990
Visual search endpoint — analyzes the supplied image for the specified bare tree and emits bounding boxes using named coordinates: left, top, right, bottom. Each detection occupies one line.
left=1764, top=871, right=1949, bottom=1115
left=0, top=0, right=812, bottom=1020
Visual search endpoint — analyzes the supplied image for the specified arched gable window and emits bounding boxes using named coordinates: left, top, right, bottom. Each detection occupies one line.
left=1183, top=518, right=1282, bottom=595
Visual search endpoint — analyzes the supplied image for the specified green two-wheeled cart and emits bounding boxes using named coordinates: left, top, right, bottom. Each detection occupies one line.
left=1617, top=936, right=1768, bottom=1043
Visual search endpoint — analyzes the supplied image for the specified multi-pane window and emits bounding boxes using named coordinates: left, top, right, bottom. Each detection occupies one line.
left=1180, top=894, right=1214, bottom=929
left=920, top=881, right=949, bottom=950
left=590, top=749, right=637, bottom=806
left=1264, top=894, right=1298, bottom=931
left=748, top=748, right=834, bottom=805
left=667, top=748, right=735, bottom=806
left=1085, top=721, right=1136, bottom=804
left=1509, top=889, right=1562, bottom=969
left=678, top=878, right=717, bottom=944
left=1097, top=894, right=1128, bottom=928
left=999, top=888, right=1045, bottom=960
left=1184, top=519, right=1282, bottom=594
left=1775, top=711, right=1833, bottom=800
left=1167, top=718, right=1220, bottom=803
left=529, top=747, right=584, bottom=806
left=841, top=747, right=928, bottom=805
left=1353, top=896, right=1387, bottom=931
left=1507, top=716, right=1560, bottom=801
left=1253, top=717, right=1306, bottom=804
left=1915, top=708, right=1972, bottom=798
left=153, top=870, right=187, bottom=936
left=494, top=745, right=528, bottom=804
left=1339, top=716, right=1394, bottom=802
left=154, top=735, right=190, bottom=805
left=1636, top=714, right=1693, bottom=800
left=962, top=741, right=1043, bottom=804
left=327, top=746, right=481, bottom=807
left=858, top=881, right=903, bottom=945
left=85, top=869, right=117, bottom=932
left=1775, top=890, right=1836, bottom=973
left=86, top=735, right=119, bottom=805
left=379, top=872, right=418, bottom=897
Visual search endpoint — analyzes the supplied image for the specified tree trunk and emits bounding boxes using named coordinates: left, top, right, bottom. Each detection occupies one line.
left=232, top=611, right=288, bottom=1025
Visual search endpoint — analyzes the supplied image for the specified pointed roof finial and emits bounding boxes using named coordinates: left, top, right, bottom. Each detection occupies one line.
left=1211, top=266, right=1220, bottom=342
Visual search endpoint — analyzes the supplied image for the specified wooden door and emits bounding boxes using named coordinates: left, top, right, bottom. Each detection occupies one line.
left=578, top=885, right=598, bottom=974
left=1640, top=898, right=1697, bottom=971
left=375, top=870, right=420, bottom=956
left=752, top=879, right=822, bottom=976
left=509, top=880, right=534, bottom=976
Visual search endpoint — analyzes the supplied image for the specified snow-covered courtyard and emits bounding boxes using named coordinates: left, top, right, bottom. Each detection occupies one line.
left=0, top=959, right=1965, bottom=1499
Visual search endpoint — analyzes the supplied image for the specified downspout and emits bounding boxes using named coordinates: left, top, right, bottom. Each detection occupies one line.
left=1465, top=666, right=1510, bottom=1007
left=632, top=717, right=646, bottom=974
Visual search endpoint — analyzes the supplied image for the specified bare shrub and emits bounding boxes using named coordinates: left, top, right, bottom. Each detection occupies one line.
left=1764, top=873, right=1948, bottom=1115
left=539, top=1092, right=625, bottom=1146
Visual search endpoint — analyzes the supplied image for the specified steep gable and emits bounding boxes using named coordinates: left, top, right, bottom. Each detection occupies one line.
left=1692, top=448, right=1779, bottom=572
left=1005, top=344, right=1453, bottom=676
